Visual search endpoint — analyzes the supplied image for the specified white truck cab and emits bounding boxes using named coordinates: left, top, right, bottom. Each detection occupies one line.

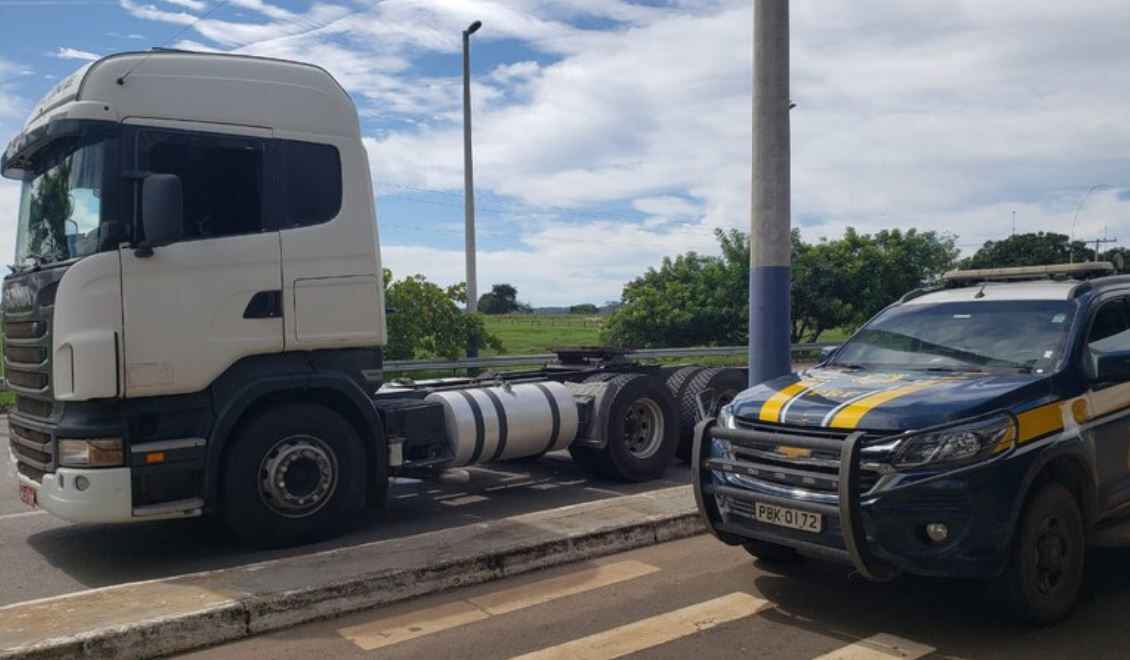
left=3, top=51, right=736, bottom=546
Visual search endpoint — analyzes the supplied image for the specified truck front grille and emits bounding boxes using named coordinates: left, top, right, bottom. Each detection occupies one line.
left=4, top=270, right=60, bottom=481
left=16, top=396, right=53, bottom=418
left=9, top=421, right=55, bottom=483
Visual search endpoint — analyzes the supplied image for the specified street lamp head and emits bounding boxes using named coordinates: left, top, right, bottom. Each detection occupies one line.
left=465, top=20, right=482, bottom=36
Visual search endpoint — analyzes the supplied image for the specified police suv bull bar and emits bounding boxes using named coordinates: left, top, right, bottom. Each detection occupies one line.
left=690, top=418, right=897, bottom=581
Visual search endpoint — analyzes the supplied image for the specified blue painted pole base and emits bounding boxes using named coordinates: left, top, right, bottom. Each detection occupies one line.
left=748, top=265, right=792, bottom=387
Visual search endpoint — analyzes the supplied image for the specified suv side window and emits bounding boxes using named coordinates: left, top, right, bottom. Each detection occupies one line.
left=138, top=130, right=265, bottom=240
left=282, top=140, right=341, bottom=228
left=1088, top=298, right=1130, bottom=353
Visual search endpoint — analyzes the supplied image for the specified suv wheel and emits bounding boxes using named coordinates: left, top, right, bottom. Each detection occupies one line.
left=999, top=482, right=1085, bottom=625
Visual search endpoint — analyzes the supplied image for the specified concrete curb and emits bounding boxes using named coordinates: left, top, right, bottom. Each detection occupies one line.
left=1, top=486, right=704, bottom=660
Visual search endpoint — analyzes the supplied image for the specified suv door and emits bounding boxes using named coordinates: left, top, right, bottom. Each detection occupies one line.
left=118, top=123, right=283, bottom=397
left=1083, top=297, right=1130, bottom=511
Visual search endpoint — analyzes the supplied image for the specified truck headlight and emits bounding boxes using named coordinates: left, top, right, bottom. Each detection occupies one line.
left=892, top=414, right=1016, bottom=470
left=59, top=438, right=124, bottom=467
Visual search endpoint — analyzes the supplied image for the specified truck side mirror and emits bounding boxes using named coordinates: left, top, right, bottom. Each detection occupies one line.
left=137, top=173, right=183, bottom=256
left=1089, top=348, right=1130, bottom=383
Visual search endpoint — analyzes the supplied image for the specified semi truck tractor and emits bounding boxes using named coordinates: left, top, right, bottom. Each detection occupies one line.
left=2, top=51, right=743, bottom=546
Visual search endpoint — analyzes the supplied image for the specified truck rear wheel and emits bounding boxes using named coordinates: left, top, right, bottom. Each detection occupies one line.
left=222, top=403, right=366, bottom=547
left=672, top=367, right=746, bottom=462
left=998, top=482, right=1085, bottom=625
left=571, top=373, right=679, bottom=482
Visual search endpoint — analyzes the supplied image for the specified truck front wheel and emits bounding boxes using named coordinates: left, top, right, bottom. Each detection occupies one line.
left=222, top=403, right=366, bottom=547
left=999, top=482, right=1085, bottom=625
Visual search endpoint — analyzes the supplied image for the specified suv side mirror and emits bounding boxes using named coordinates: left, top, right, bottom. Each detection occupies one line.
left=137, top=173, right=182, bottom=255
left=820, top=345, right=841, bottom=362
left=1090, top=348, right=1130, bottom=383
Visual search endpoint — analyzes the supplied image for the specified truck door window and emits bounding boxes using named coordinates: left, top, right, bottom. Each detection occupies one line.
left=282, top=140, right=341, bottom=227
left=139, top=130, right=264, bottom=240
left=1088, top=299, right=1130, bottom=355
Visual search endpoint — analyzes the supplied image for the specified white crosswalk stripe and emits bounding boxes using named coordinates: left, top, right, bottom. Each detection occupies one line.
left=812, top=633, right=935, bottom=659
left=338, top=560, right=660, bottom=651
left=510, top=592, right=770, bottom=660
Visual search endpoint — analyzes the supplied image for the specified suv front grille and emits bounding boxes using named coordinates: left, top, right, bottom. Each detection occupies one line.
left=720, top=417, right=896, bottom=496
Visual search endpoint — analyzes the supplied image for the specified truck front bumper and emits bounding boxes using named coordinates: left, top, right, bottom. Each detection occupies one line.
left=11, top=447, right=203, bottom=524
left=691, top=420, right=1018, bottom=580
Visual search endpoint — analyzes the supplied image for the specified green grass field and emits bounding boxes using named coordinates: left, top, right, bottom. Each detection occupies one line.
left=482, top=314, right=605, bottom=355
left=477, top=314, right=847, bottom=370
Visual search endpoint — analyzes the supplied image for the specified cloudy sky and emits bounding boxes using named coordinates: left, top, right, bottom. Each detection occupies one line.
left=1, top=0, right=1129, bottom=305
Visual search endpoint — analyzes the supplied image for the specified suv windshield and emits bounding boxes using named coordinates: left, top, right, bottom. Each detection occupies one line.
left=13, top=134, right=114, bottom=268
left=830, top=300, right=1077, bottom=374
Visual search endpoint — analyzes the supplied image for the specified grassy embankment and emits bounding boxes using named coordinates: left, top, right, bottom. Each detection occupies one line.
left=480, top=314, right=850, bottom=368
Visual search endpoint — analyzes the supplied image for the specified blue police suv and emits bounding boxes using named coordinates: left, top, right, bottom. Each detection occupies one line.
left=693, top=262, right=1130, bottom=624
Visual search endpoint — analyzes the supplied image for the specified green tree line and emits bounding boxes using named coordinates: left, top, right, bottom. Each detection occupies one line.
left=601, top=229, right=1127, bottom=348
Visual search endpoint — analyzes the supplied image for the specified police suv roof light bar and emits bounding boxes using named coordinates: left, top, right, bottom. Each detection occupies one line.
left=943, top=262, right=1116, bottom=283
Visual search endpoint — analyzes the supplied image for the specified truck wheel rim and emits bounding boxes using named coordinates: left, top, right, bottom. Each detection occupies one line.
left=258, top=435, right=338, bottom=519
left=624, top=398, right=664, bottom=459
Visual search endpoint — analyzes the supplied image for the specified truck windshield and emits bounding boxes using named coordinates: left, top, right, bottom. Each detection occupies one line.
left=831, top=300, right=1077, bottom=373
left=14, top=135, right=112, bottom=268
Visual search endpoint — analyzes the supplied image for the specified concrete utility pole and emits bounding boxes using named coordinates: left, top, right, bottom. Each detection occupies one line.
left=749, top=0, right=792, bottom=387
left=463, top=20, right=482, bottom=355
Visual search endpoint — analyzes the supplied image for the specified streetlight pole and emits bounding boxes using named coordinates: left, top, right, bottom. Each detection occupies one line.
left=463, top=20, right=482, bottom=357
left=749, top=0, right=792, bottom=387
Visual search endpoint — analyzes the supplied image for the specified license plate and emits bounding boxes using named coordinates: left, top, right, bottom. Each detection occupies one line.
left=754, top=502, right=821, bottom=533
left=18, top=484, right=37, bottom=509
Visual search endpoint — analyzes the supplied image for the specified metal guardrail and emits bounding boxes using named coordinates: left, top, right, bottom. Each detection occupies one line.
left=0, top=344, right=835, bottom=390
left=384, top=343, right=834, bottom=374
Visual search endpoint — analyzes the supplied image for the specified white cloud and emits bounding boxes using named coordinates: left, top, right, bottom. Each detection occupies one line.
left=115, top=0, right=1130, bottom=305
left=0, top=58, right=28, bottom=121
left=52, top=47, right=100, bottom=61
left=161, top=0, right=203, bottom=11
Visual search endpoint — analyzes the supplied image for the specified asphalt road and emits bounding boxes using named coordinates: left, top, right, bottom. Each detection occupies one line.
left=182, top=533, right=1130, bottom=660
left=0, top=419, right=689, bottom=607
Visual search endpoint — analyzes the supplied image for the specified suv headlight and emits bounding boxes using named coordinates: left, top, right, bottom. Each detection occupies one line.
left=892, top=414, right=1016, bottom=470
left=710, top=404, right=736, bottom=459
left=59, top=438, right=124, bottom=467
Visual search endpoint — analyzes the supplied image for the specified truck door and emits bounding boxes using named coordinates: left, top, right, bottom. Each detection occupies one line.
left=118, top=124, right=283, bottom=397
left=1083, top=297, right=1130, bottom=511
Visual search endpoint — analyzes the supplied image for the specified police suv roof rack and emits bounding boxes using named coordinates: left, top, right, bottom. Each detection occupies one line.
left=942, top=262, right=1115, bottom=284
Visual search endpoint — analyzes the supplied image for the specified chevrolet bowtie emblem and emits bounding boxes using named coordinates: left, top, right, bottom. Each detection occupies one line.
left=775, top=446, right=812, bottom=459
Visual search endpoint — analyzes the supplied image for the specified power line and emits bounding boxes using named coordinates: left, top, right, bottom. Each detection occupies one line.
left=116, top=0, right=236, bottom=85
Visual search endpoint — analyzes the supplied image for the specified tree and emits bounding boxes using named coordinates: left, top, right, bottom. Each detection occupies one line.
left=962, top=232, right=1093, bottom=269
left=478, top=283, right=525, bottom=314
left=603, top=227, right=958, bottom=347
left=1099, top=247, right=1130, bottom=272
left=384, top=272, right=503, bottom=360
left=570, top=303, right=599, bottom=314
left=601, top=229, right=749, bottom=348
